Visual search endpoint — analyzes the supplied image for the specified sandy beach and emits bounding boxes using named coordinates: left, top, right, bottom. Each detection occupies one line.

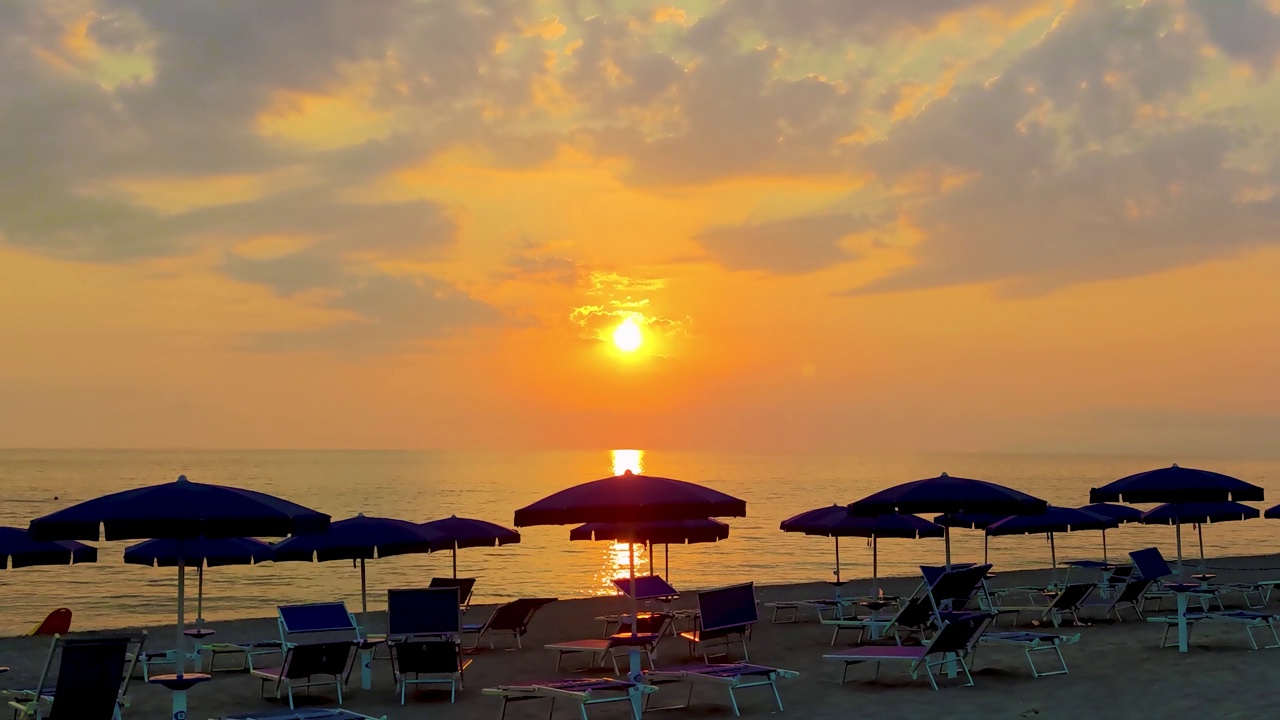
left=5, top=554, right=1280, bottom=719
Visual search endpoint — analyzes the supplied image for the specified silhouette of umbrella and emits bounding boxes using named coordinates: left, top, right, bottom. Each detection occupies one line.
left=272, top=514, right=438, bottom=615
left=1090, top=464, right=1264, bottom=504
left=1140, top=501, right=1259, bottom=575
left=570, top=518, right=729, bottom=580
left=1078, top=503, right=1144, bottom=564
left=125, top=537, right=273, bottom=630
left=419, top=515, right=520, bottom=578
left=850, top=473, right=1047, bottom=567
left=515, top=469, right=745, bottom=700
left=781, top=506, right=941, bottom=593
left=986, top=506, right=1118, bottom=580
left=28, top=474, right=327, bottom=714
left=0, top=527, right=96, bottom=569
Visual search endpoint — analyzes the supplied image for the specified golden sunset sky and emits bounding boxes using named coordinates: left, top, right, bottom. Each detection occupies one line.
left=2, top=0, right=1278, bottom=455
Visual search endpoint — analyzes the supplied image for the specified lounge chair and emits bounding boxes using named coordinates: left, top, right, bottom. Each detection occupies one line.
left=390, top=639, right=471, bottom=704
left=483, top=678, right=654, bottom=720
left=765, top=597, right=858, bottom=624
left=463, top=597, right=558, bottom=650
left=612, top=575, right=679, bottom=602
left=993, top=583, right=1097, bottom=627
left=429, top=577, right=477, bottom=610
left=822, top=595, right=934, bottom=646
left=387, top=587, right=463, bottom=641
left=546, top=632, right=662, bottom=674
left=976, top=631, right=1081, bottom=677
left=679, top=582, right=758, bottom=663
left=823, top=611, right=994, bottom=690
left=1147, top=609, right=1280, bottom=650
left=216, top=710, right=387, bottom=719
left=7, top=636, right=130, bottom=719
left=251, top=641, right=357, bottom=709
left=644, top=663, right=798, bottom=716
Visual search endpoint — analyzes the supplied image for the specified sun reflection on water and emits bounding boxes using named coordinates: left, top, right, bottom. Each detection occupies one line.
left=593, top=540, right=650, bottom=596
left=611, top=449, right=644, bottom=476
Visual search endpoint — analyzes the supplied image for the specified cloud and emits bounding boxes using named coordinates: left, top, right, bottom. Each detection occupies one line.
left=569, top=271, right=689, bottom=346
left=1189, top=0, right=1280, bottom=77
left=694, top=213, right=868, bottom=274
left=844, top=1, right=1280, bottom=295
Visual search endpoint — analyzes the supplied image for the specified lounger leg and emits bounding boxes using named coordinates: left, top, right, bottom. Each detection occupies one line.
left=923, top=662, right=939, bottom=691
left=1267, top=621, right=1280, bottom=650
left=771, top=679, right=784, bottom=711
left=959, top=659, right=975, bottom=688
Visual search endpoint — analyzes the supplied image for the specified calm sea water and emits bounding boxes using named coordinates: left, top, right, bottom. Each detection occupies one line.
left=0, top=449, right=1277, bottom=635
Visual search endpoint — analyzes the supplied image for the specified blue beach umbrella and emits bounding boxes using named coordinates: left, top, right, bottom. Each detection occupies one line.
left=1265, top=505, right=1280, bottom=520
left=570, top=518, right=729, bottom=580
left=272, top=513, right=439, bottom=616
left=419, top=515, right=520, bottom=579
left=0, top=527, right=97, bottom=569
left=1078, top=503, right=1144, bottom=564
left=515, top=469, right=746, bottom=707
left=781, top=505, right=941, bottom=592
left=125, top=537, right=273, bottom=629
left=28, top=474, right=327, bottom=716
left=986, top=506, right=1117, bottom=576
left=1089, top=464, right=1264, bottom=504
left=1140, top=501, right=1260, bottom=575
left=850, top=473, right=1048, bottom=567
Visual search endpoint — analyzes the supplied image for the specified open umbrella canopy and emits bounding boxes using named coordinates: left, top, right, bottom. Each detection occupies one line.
left=1078, top=503, right=1144, bottom=523
left=0, top=527, right=97, bottom=569
left=1140, top=502, right=1260, bottom=526
left=782, top=505, right=942, bottom=539
left=986, top=506, right=1118, bottom=536
left=420, top=516, right=520, bottom=549
left=513, top=470, right=746, bottom=527
left=570, top=518, right=729, bottom=544
left=124, top=537, right=274, bottom=567
left=932, top=511, right=1009, bottom=530
left=272, top=514, right=437, bottom=561
left=1089, top=464, right=1264, bottom=504
left=28, top=475, right=331, bottom=541
left=1265, top=505, right=1280, bottom=520
left=849, top=473, right=1048, bottom=517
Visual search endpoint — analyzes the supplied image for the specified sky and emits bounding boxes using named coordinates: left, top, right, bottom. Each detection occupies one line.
left=2, top=0, right=1279, bottom=457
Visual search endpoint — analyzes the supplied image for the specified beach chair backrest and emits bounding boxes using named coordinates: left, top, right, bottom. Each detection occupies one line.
left=393, top=639, right=463, bottom=675
left=118, top=630, right=147, bottom=702
left=1130, top=548, right=1172, bottom=581
left=923, top=612, right=991, bottom=660
left=388, top=588, right=462, bottom=637
left=696, top=582, right=758, bottom=634
left=612, top=575, right=679, bottom=601
left=278, top=602, right=358, bottom=645
left=923, top=564, right=992, bottom=617
left=920, top=563, right=976, bottom=587
left=47, top=637, right=129, bottom=720
left=1054, top=583, right=1097, bottom=612
left=1113, top=577, right=1156, bottom=606
left=283, top=641, right=356, bottom=680
left=488, top=598, right=557, bottom=632
left=429, top=577, right=477, bottom=606
left=891, top=595, right=936, bottom=633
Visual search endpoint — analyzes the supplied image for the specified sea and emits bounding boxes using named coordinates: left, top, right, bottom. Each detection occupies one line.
left=1, top=449, right=1277, bottom=636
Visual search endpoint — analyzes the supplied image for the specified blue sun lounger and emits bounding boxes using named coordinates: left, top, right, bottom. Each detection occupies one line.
left=483, top=678, right=655, bottom=720
left=644, top=663, right=799, bottom=716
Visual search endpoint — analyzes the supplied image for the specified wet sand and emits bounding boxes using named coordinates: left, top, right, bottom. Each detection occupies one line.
left=4, top=554, right=1280, bottom=719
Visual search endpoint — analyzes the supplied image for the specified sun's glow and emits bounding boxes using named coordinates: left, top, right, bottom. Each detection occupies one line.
left=611, top=448, right=644, bottom=476
left=612, top=317, right=643, bottom=353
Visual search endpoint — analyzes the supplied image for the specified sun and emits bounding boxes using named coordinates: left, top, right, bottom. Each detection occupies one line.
left=612, top=317, right=643, bottom=353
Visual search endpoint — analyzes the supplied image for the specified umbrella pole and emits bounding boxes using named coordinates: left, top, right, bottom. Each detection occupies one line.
left=197, top=563, right=205, bottom=629
left=945, top=527, right=951, bottom=570
left=360, top=558, right=368, bottom=616
left=453, top=546, right=458, bottom=579
left=834, top=537, right=841, bottom=584
left=627, top=541, right=641, bottom=715
left=664, top=544, right=669, bottom=580
left=983, top=535, right=988, bottom=565
left=1102, top=529, right=1108, bottom=565
left=1050, top=533, right=1057, bottom=585
left=1175, top=523, right=1184, bottom=580
left=648, top=541, right=653, bottom=577
left=872, top=536, right=879, bottom=598
left=176, top=555, right=186, bottom=678
left=1197, top=523, right=1205, bottom=572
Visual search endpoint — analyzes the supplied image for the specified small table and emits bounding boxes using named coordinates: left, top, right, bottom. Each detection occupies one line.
left=357, top=638, right=385, bottom=690
left=148, top=672, right=211, bottom=720
left=1163, top=583, right=1203, bottom=653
